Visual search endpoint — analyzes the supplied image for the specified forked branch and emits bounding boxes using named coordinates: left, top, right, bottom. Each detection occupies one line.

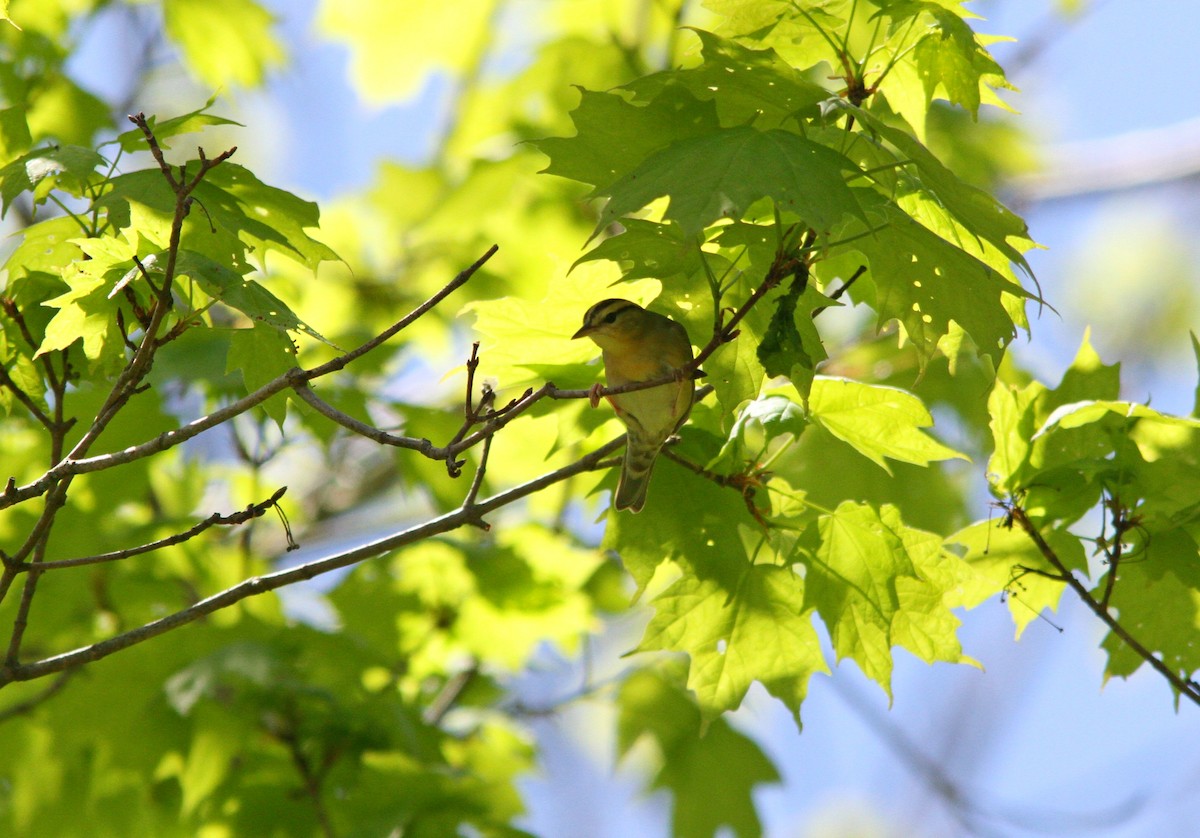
left=1004, top=502, right=1200, bottom=707
left=0, top=437, right=625, bottom=685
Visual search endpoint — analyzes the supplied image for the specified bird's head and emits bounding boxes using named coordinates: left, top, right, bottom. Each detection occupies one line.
left=571, top=299, right=646, bottom=349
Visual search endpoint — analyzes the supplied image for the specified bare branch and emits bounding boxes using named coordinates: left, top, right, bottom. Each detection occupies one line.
left=129, top=111, right=179, bottom=188
left=25, top=487, right=287, bottom=571
left=0, top=246, right=500, bottom=512
left=291, top=383, right=438, bottom=453
left=0, top=365, right=54, bottom=429
left=267, top=717, right=339, bottom=838
left=0, top=669, right=74, bottom=725
left=1005, top=502, right=1200, bottom=707
left=422, top=664, right=479, bottom=726
left=0, top=437, right=625, bottom=685
left=462, top=434, right=493, bottom=529
left=304, top=244, right=499, bottom=380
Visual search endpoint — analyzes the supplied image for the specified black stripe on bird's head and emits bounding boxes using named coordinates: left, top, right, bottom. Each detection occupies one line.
left=571, top=299, right=644, bottom=340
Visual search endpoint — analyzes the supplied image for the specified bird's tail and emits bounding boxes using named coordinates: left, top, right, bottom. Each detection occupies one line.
left=615, top=442, right=660, bottom=513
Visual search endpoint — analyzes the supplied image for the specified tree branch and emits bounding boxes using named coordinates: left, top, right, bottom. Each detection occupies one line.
left=1006, top=503, right=1200, bottom=707
left=0, top=365, right=55, bottom=429
left=0, top=437, right=625, bottom=685
left=274, top=724, right=338, bottom=838
left=0, top=669, right=74, bottom=725
left=24, top=487, right=287, bottom=571
left=0, top=246, right=499, bottom=512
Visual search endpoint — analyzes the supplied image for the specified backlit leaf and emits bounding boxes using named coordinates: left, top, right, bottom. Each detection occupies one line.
left=808, top=376, right=966, bottom=472
left=596, top=125, right=867, bottom=237
left=638, top=564, right=828, bottom=723
left=163, top=0, right=285, bottom=88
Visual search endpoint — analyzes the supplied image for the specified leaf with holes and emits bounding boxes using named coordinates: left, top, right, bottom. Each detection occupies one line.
left=835, top=190, right=1031, bottom=364
left=626, top=29, right=831, bottom=129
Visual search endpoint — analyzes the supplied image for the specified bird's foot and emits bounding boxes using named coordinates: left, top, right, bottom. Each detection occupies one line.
left=587, top=382, right=605, bottom=409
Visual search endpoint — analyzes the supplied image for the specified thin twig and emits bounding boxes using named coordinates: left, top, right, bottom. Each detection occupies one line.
left=0, top=366, right=54, bottom=429
left=0, top=669, right=74, bottom=724
left=25, top=488, right=287, bottom=571
left=275, top=726, right=338, bottom=838
left=462, top=435, right=493, bottom=530
left=423, top=664, right=479, bottom=726
left=304, top=245, right=500, bottom=380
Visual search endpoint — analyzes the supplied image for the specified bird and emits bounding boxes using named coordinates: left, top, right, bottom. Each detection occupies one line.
left=572, top=298, right=694, bottom=512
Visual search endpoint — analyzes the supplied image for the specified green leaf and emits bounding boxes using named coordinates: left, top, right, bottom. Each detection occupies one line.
left=706, top=302, right=770, bottom=415
left=756, top=279, right=832, bottom=399
left=596, top=126, right=867, bottom=237
left=199, top=164, right=339, bottom=271
left=227, top=322, right=296, bottom=425
left=627, top=29, right=832, bottom=129
left=180, top=705, right=245, bottom=815
left=1101, top=535, right=1200, bottom=686
left=844, top=101, right=1033, bottom=275
left=457, top=526, right=604, bottom=670
left=316, top=0, right=498, bottom=105
left=603, top=451, right=755, bottom=594
left=175, top=249, right=333, bottom=344
left=903, top=3, right=1013, bottom=117
left=617, top=665, right=781, bottom=838
left=0, top=144, right=104, bottom=217
left=807, top=376, right=966, bottom=472
left=573, top=218, right=703, bottom=281
left=101, top=163, right=338, bottom=273
left=638, top=563, right=828, bottom=724
left=987, top=335, right=1136, bottom=516
left=986, top=375, right=1045, bottom=496
left=26, top=72, right=111, bottom=147
left=535, top=85, right=722, bottom=193
left=714, top=389, right=808, bottom=472
left=1192, top=331, right=1200, bottom=417
left=802, top=501, right=916, bottom=693
left=163, top=0, right=286, bottom=88
left=890, top=517, right=978, bottom=667
left=1037, top=400, right=1200, bottom=437
left=947, top=519, right=1082, bottom=637
left=37, top=271, right=118, bottom=363
left=0, top=105, right=31, bottom=165
left=115, top=98, right=245, bottom=153
left=704, top=0, right=848, bottom=74
left=833, top=190, right=1031, bottom=364
left=0, top=343, right=45, bottom=417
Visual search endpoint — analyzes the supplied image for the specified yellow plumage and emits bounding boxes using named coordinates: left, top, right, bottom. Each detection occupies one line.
left=572, top=299, right=694, bottom=512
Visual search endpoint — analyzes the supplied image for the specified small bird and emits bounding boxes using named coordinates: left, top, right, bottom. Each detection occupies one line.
left=572, top=298, right=694, bottom=512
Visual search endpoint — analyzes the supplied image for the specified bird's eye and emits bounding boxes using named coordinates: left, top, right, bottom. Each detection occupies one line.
left=603, top=312, right=618, bottom=324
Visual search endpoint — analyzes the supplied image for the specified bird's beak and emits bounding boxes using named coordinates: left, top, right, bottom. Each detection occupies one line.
left=570, top=325, right=591, bottom=340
